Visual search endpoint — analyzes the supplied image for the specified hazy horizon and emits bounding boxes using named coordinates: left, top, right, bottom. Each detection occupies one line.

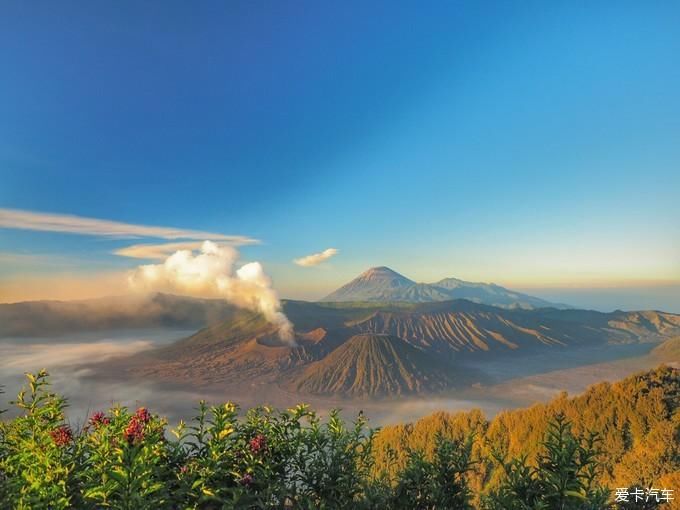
left=1, top=273, right=680, bottom=315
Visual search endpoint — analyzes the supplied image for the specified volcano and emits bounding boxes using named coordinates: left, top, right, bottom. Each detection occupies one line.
left=321, top=267, right=564, bottom=309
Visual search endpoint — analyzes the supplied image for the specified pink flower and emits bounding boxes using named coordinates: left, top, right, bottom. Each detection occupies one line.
left=249, top=433, right=267, bottom=454
left=134, top=407, right=151, bottom=424
left=51, top=425, right=73, bottom=447
left=89, top=411, right=110, bottom=428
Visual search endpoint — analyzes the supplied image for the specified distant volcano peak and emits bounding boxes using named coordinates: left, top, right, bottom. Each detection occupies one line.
left=361, top=266, right=411, bottom=280
left=321, top=266, right=566, bottom=309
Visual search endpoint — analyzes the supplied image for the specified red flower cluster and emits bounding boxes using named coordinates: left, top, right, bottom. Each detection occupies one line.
left=134, top=407, right=151, bottom=423
left=124, top=417, right=145, bottom=444
left=239, top=473, right=254, bottom=487
left=121, top=408, right=150, bottom=445
left=50, top=425, right=73, bottom=447
left=249, top=433, right=267, bottom=454
left=89, top=411, right=110, bottom=428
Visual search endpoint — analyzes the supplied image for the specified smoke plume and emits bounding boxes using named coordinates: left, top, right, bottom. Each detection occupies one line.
left=128, top=241, right=294, bottom=343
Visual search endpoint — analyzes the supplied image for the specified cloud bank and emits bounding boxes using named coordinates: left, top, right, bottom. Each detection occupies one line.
left=128, top=241, right=294, bottom=343
left=0, top=208, right=258, bottom=243
left=294, top=248, right=339, bottom=267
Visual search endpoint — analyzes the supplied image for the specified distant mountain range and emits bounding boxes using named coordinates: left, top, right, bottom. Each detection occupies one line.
left=6, top=281, right=680, bottom=400
left=321, top=266, right=567, bottom=309
left=128, top=299, right=680, bottom=398
left=0, top=293, right=239, bottom=338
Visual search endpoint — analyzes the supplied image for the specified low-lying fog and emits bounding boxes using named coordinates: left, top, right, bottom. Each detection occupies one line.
left=0, top=330, right=665, bottom=428
left=0, top=330, right=200, bottom=425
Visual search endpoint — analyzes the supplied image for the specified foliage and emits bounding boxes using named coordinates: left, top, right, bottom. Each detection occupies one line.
left=387, top=433, right=476, bottom=509
left=373, top=365, right=680, bottom=503
left=482, top=413, right=610, bottom=509
left=0, top=368, right=678, bottom=508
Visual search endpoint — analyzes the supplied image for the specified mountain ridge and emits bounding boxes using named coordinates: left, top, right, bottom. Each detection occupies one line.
left=125, top=299, right=680, bottom=395
left=321, top=266, right=566, bottom=309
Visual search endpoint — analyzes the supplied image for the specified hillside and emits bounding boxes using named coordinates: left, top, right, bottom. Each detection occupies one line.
left=135, top=310, right=342, bottom=384
left=348, top=301, right=680, bottom=356
left=0, top=293, right=239, bottom=337
left=126, top=299, right=680, bottom=396
left=321, top=266, right=417, bottom=302
left=373, top=365, right=680, bottom=496
left=321, top=266, right=564, bottom=309
left=651, top=336, right=680, bottom=362
left=292, top=334, right=457, bottom=397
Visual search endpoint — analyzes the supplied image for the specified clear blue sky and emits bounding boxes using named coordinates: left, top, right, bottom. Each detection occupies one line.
left=1, top=1, right=679, bottom=310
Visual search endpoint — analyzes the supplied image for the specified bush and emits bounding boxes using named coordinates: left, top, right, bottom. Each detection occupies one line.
left=0, top=371, right=636, bottom=509
left=482, top=413, right=610, bottom=509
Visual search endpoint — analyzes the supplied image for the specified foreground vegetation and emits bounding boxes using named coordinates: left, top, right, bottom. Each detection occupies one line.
left=374, top=365, right=680, bottom=502
left=0, top=367, right=678, bottom=509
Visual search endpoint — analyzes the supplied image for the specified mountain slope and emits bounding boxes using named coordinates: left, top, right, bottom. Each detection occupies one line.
left=321, top=267, right=563, bottom=309
left=134, top=303, right=356, bottom=384
left=292, top=334, right=457, bottom=397
left=123, top=300, right=680, bottom=392
left=321, top=267, right=416, bottom=302
left=651, top=336, right=680, bottom=362
left=348, top=302, right=680, bottom=356
left=432, top=278, right=559, bottom=309
left=0, top=293, right=240, bottom=338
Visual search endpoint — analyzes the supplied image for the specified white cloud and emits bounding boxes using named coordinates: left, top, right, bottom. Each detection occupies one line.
left=0, top=208, right=259, bottom=243
left=294, top=248, right=339, bottom=267
left=128, top=241, right=294, bottom=343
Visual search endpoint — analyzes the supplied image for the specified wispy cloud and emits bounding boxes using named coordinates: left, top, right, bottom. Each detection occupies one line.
left=0, top=208, right=259, bottom=243
left=294, top=248, right=339, bottom=267
left=115, top=241, right=211, bottom=259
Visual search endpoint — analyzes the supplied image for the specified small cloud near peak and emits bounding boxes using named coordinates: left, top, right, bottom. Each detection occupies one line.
left=294, top=248, right=339, bottom=267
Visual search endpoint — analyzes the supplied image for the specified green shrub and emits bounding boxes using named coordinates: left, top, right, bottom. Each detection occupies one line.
left=388, top=433, right=475, bottom=509
left=482, top=413, right=610, bottom=509
left=0, top=371, right=638, bottom=509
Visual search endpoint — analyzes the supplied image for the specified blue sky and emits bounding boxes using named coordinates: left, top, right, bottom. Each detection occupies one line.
left=1, top=1, right=679, bottom=310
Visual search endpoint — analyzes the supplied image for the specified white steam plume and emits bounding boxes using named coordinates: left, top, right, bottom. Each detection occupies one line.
left=128, top=241, right=294, bottom=343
